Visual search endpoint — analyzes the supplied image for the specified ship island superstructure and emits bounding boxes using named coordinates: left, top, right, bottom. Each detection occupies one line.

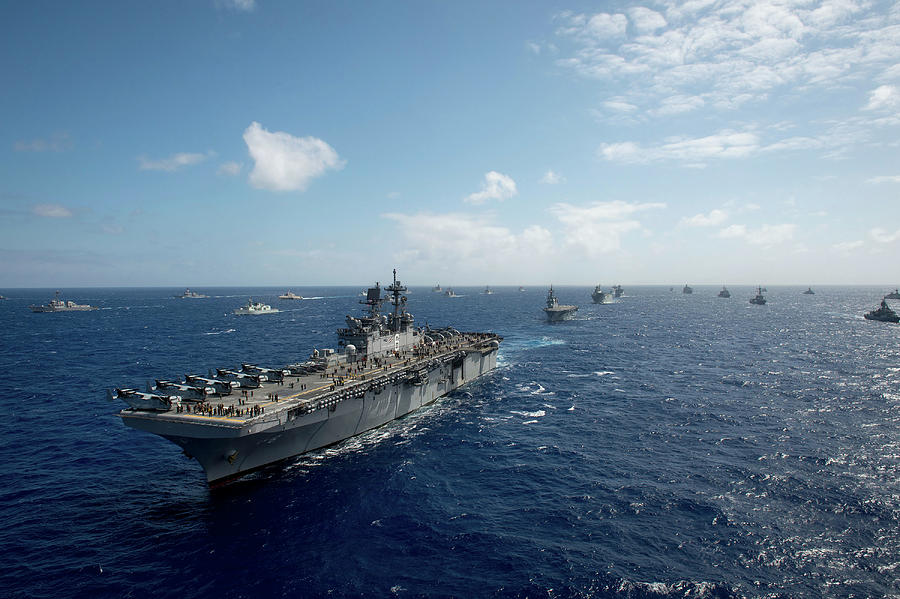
left=113, top=270, right=502, bottom=484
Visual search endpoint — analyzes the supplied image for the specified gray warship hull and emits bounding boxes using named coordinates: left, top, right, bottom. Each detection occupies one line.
left=115, top=270, right=501, bottom=484
left=122, top=344, right=498, bottom=483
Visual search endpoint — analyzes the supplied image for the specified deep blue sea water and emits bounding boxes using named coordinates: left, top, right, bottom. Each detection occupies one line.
left=1, top=285, right=899, bottom=598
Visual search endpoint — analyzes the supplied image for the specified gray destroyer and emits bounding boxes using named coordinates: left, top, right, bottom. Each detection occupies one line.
left=112, top=270, right=502, bottom=484
left=543, top=286, right=578, bottom=321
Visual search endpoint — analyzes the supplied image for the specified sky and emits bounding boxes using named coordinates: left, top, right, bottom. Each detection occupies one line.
left=2, top=0, right=899, bottom=287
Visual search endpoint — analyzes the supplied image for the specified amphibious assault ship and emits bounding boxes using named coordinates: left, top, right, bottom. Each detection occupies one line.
left=111, top=270, right=502, bottom=484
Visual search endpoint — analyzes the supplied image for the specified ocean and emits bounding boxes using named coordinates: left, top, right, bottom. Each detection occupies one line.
left=1, top=285, right=898, bottom=598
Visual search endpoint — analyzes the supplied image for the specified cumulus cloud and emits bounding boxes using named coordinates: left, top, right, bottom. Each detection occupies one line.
left=556, top=2, right=900, bottom=120
left=217, top=161, right=243, bottom=176
left=628, top=6, right=666, bottom=33
left=865, top=85, right=900, bottom=111
left=717, top=223, right=796, bottom=246
left=32, top=203, right=73, bottom=218
left=540, top=170, right=565, bottom=184
left=870, top=227, right=900, bottom=243
left=681, top=209, right=728, bottom=227
left=243, top=122, right=344, bottom=192
left=550, top=200, right=665, bottom=256
left=464, top=171, right=517, bottom=204
left=139, top=151, right=211, bottom=172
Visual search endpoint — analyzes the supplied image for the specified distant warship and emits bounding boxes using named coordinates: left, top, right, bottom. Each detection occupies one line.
left=279, top=291, right=303, bottom=300
left=718, top=286, right=731, bottom=298
left=177, top=289, right=208, bottom=299
left=884, top=289, right=900, bottom=300
left=591, top=285, right=611, bottom=304
left=432, top=284, right=442, bottom=292
left=803, top=287, right=815, bottom=295
left=544, top=286, right=577, bottom=321
left=483, top=286, right=493, bottom=295
left=612, top=285, right=624, bottom=298
left=234, top=299, right=279, bottom=315
left=864, top=299, right=899, bottom=323
left=750, top=287, right=767, bottom=305
left=111, top=270, right=502, bottom=484
left=29, top=291, right=97, bottom=312
left=682, top=285, right=693, bottom=294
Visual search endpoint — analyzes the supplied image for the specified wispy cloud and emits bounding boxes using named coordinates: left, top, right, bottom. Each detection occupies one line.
left=382, top=212, right=553, bottom=274
left=32, top=203, right=73, bottom=218
left=599, top=130, right=759, bottom=165
left=214, top=0, right=256, bottom=12
left=681, top=209, right=727, bottom=227
left=867, top=175, right=900, bottom=184
left=833, top=240, right=864, bottom=251
left=464, top=171, right=517, bottom=204
left=540, top=170, right=565, bottom=184
left=14, top=132, right=72, bottom=152
left=139, top=151, right=212, bottom=172
left=717, top=223, right=796, bottom=246
left=217, top=161, right=243, bottom=176
left=870, top=227, right=900, bottom=244
left=550, top=200, right=665, bottom=256
left=243, top=122, right=344, bottom=192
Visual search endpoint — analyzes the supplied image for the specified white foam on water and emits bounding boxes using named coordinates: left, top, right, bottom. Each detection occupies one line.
left=511, top=410, right=546, bottom=418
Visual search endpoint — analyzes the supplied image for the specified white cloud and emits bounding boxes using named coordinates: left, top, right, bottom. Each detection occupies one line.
left=585, top=13, right=628, bottom=40
left=867, top=175, right=900, bottom=184
left=464, top=171, right=517, bottom=204
left=540, top=170, right=566, bottom=184
left=32, top=203, right=72, bottom=218
left=628, top=7, right=666, bottom=33
left=382, top=212, right=552, bottom=271
left=243, top=122, right=344, bottom=192
left=555, top=2, right=900, bottom=119
left=14, top=132, right=71, bottom=152
left=217, top=161, right=243, bottom=176
left=833, top=240, right=864, bottom=251
left=717, top=223, right=796, bottom=246
left=681, top=209, right=728, bottom=227
left=599, top=130, right=759, bottom=165
left=865, top=85, right=900, bottom=111
left=870, top=227, right=900, bottom=243
left=550, top=200, right=665, bottom=256
left=215, top=0, right=256, bottom=12
left=139, top=151, right=211, bottom=172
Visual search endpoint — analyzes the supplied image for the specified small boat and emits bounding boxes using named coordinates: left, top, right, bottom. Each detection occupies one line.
left=591, top=284, right=611, bottom=304
left=233, top=299, right=279, bottom=315
left=718, top=286, right=731, bottom=298
left=176, top=288, right=208, bottom=299
left=884, top=289, right=900, bottom=299
left=682, top=285, right=693, bottom=294
left=432, top=284, right=442, bottom=293
left=278, top=291, right=303, bottom=300
left=483, top=286, right=494, bottom=295
left=864, top=299, right=899, bottom=323
left=445, top=289, right=459, bottom=298
left=544, top=286, right=578, bottom=321
left=749, top=286, right=767, bottom=305
left=803, top=287, right=815, bottom=295
left=518, top=286, right=525, bottom=292
left=29, top=290, right=97, bottom=312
